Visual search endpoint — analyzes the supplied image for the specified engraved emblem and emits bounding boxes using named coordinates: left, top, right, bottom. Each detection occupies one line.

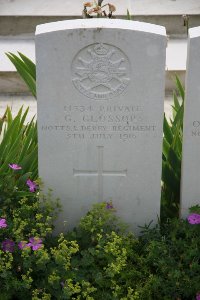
left=72, top=43, right=130, bottom=100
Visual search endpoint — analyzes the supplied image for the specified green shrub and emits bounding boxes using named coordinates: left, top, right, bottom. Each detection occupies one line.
left=162, top=76, right=184, bottom=220
left=0, top=182, right=85, bottom=299
left=67, top=203, right=145, bottom=300
left=0, top=107, right=38, bottom=210
left=0, top=194, right=199, bottom=299
left=138, top=216, right=200, bottom=299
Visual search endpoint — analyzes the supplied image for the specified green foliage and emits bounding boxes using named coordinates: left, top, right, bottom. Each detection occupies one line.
left=162, top=76, right=184, bottom=219
left=6, top=52, right=36, bottom=98
left=68, top=205, right=200, bottom=300
left=0, top=197, right=199, bottom=299
left=0, top=107, right=38, bottom=209
left=67, top=203, right=144, bottom=299
left=139, top=218, right=200, bottom=299
left=126, top=9, right=133, bottom=21
left=190, top=204, right=200, bottom=214
left=0, top=170, right=85, bottom=299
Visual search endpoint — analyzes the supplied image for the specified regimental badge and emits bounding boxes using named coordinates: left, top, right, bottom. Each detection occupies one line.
left=72, top=43, right=130, bottom=100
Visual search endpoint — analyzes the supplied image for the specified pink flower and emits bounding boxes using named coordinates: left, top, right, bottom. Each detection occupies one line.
left=106, top=202, right=113, bottom=209
left=27, top=237, right=43, bottom=250
left=0, top=218, right=7, bottom=228
left=26, top=179, right=37, bottom=192
left=18, top=241, right=30, bottom=250
left=9, top=164, right=22, bottom=170
left=187, top=213, right=200, bottom=224
left=2, top=239, right=15, bottom=252
left=196, top=293, right=200, bottom=300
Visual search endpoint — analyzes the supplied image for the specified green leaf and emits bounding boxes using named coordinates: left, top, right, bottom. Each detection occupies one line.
left=161, top=75, right=185, bottom=218
left=168, top=147, right=181, bottom=178
left=0, top=106, right=38, bottom=178
left=18, top=172, right=32, bottom=186
left=173, top=104, right=184, bottom=129
left=0, top=111, right=21, bottom=159
left=163, top=137, right=170, bottom=159
left=163, top=114, right=173, bottom=144
left=175, top=75, right=184, bottom=101
left=0, top=110, right=7, bottom=135
left=6, top=53, right=36, bottom=98
left=20, top=145, right=38, bottom=174
left=162, top=162, right=180, bottom=195
left=7, top=106, right=14, bottom=126
left=126, top=9, right=133, bottom=20
left=19, top=106, right=29, bottom=127
left=173, top=91, right=181, bottom=111
left=18, top=52, right=36, bottom=80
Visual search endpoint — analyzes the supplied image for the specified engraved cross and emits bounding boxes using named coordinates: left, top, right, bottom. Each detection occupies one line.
left=73, top=146, right=127, bottom=202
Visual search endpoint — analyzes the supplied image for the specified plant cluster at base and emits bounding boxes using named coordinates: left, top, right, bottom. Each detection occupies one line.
left=0, top=184, right=199, bottom=300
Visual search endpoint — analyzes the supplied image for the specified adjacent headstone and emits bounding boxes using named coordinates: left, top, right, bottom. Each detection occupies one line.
left=36, top=19, right=166, bottom=232
left=181, top=26, right=200, bottom=217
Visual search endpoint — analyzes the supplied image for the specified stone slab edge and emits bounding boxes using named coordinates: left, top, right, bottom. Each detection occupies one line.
left=36, top=19, right=166, bottom=36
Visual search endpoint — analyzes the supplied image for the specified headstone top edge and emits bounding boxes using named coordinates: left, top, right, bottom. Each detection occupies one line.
left=36, top=19, right=166, bottom=37
left=189, top=26, right=200, bottom=39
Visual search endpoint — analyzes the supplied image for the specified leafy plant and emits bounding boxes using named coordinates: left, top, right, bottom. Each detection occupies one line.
left=67, top=203, right=146, bottom=300
left=6, top=52, right=36, bottom=98
left=139, top=217, right=200, bottom=300
left=0, top=107, right=38, bottom=208
left=161, top=76, right=185, bottom=219
left=1, top=197, right=199, bottom=299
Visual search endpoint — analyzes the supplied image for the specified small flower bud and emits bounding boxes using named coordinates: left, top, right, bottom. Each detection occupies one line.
left=88, top=8, right=95, bottom=14
left=108, top=3, right=116, bottom=12
left=93, top=6, right=102, bottom=13
left=88, top=6, right=102, bottom=14
left=84, top=1, right=93, bottom=7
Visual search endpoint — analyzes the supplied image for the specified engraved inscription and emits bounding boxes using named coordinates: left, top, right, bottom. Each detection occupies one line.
left=72, top=43, right=130, bottom=100
left=41, top=104, right=157, bottom=142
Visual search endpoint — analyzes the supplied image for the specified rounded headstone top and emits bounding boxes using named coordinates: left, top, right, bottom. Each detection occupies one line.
left=36, top=19, right=166, bottom=37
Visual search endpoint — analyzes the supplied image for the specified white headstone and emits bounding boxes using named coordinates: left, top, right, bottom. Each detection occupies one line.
left=181, top=26, right=200, bottom=217
left=36, top=19, right=166, bottom=232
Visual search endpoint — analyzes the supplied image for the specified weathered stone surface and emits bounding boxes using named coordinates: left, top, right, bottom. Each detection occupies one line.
left=36, top=19, right=166, bottom=232
left=181, top=26, right=200, bottom=217
left=0, top=35, right=186, bottom=93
